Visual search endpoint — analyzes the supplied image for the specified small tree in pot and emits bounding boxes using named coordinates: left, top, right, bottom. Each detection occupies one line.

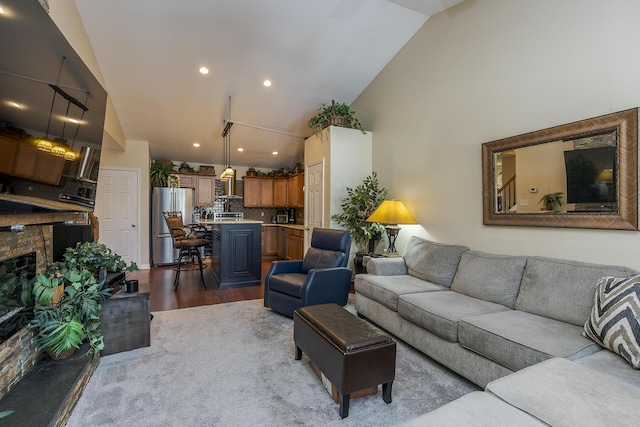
left=332, top=173, right=387, bottom=273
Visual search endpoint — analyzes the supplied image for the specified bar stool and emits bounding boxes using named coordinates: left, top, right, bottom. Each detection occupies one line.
left=163, top=211, right=209, bottom=290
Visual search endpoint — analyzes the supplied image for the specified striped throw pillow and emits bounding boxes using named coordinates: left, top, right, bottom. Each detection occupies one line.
left=583, top=275, right=640, bottom=369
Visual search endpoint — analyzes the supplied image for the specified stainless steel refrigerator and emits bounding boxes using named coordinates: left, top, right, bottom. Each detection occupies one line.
left=152, top=187, right=194, bottom=266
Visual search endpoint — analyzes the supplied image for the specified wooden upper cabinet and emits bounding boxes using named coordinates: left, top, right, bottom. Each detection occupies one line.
left=273, top=177, right=287, bottom=207
left=176, top=173, right=196, bottom=188
left=287, top=173, right=304, bottom=208
left=195, top=175, right=215, bottom=206
left=259, top=179, right=274, bottom=207
left=0, top=135, right=18, bottom=174
left=243, top=177, right=261, bottom=207
left=12, top=141, right=65, bottom=185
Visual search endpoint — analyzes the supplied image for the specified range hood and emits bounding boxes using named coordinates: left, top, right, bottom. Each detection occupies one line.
left=217, top=174, right=243, bottom=199
left=65, top=146, right=99, bottom=183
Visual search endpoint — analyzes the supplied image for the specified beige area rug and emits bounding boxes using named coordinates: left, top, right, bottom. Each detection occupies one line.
left=66, top=299, right=477, bottom=426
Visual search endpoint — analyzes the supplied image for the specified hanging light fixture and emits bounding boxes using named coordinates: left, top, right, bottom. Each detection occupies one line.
left=37, top=56, right=89, bottom=161
left=220, top=96, right=235, bottom=179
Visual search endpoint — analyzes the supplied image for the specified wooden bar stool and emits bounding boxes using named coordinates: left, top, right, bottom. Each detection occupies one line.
left=163, top=211, right=209, bottom=290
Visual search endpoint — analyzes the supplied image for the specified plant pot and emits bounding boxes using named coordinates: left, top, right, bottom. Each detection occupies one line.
left=246, top=171, right=258, bottom=177
left=353, top=252, right=368, bottom=275
left=45, top=347, right=76, bottom=360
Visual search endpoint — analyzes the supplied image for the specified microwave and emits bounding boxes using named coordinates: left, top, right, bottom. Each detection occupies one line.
left=276, top=214, right=288, bottom=223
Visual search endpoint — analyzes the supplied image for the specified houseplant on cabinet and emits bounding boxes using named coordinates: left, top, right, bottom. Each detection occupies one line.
left=308, top=100, right=366, bottom=137
left=539, top=192, right=564, bottom=211
left=150, top=161, right=175, bottom=187
left=331, top=172, right=387, bottom=273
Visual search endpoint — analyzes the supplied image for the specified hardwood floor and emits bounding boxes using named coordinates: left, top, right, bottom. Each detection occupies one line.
left=127, top=257, right=278, bottom=312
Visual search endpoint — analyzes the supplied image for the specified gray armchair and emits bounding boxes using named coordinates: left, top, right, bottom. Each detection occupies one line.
left=264, top=228, right=352, bottom=317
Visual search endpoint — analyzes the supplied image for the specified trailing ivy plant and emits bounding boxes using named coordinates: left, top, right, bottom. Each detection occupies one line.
left=331, top=172, right=388, bottom=253
left=62, top=242, right=138, bottom=277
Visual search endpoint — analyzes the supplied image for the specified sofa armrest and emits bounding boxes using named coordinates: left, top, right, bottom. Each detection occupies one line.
left=367, top=257, right=408, bottom=276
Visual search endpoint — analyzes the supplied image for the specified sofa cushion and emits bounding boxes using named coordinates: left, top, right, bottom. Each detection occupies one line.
left=402, top=237, right=469, bottom=287
left=451, top=251, right=526, bottom=308
left=459, top=310, right=599, bottom=372
left=300, top=247, right=345, bottom=274
left=398, top=291, right=511, bottom=343
left=514, top=256, right=638, bottom=326
left=394, top=391, right=545, bottom=427
left=486, top=358, right=640, bottom=426
left=354, top=274, right=446, bottom=312
left=574, top=350, right=640, bottom=397
left=583, top=275, right=640, bottom=368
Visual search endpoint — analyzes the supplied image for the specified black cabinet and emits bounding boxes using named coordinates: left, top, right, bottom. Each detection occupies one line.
left=100, top=281, right=150, bottom=356
left=210, top=222, right=261, bottom=288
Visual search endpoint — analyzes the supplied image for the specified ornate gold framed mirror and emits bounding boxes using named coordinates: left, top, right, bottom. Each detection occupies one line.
left=482, top=108, right=638, bottom=230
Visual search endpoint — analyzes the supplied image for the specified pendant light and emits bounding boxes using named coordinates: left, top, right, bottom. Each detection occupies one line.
left=220, top=96, right=235, bottom=179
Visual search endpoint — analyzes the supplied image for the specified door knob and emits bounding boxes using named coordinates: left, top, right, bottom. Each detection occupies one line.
left=132, top=224, right=136, bottom=228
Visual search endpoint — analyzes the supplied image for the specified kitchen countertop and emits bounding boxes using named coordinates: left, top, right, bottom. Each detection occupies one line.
left=262, top=223, right=305, bottom=230
left=195, top=219, right=264, bottom=224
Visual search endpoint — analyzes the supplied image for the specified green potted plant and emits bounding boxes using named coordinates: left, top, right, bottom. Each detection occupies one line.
left=246, top=167, right=259, bottom=177
left=331, top=173, right=388, bottom=272
left=539, top=192, right=564, bottom=211
left=308, top=100, right=366, bottom=137
left=150, top=161, right=175, bottom=187
left=30, top=267, right=111, bottom=358
left=62, top=242, right=138, bottom=277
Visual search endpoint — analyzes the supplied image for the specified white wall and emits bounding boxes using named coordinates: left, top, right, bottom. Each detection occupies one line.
left=352, top=0, right=640, bottom=269
left=99, top=140, right=151, bottom=267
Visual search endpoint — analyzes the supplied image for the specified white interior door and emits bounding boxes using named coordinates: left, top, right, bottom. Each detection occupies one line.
left=305, top=160, right=324, bottom=251
left=95, top=168, right=140, bottom=266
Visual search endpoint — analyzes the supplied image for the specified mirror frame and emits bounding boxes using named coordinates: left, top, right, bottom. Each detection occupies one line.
left=482, top=108, right=638, bottom=230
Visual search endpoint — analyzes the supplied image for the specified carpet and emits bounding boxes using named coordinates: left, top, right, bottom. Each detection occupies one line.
left=66, top=299, right=477, bottom=426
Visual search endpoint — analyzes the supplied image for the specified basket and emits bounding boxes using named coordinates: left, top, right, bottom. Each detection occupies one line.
left=199, top=165, right=216, bottom=174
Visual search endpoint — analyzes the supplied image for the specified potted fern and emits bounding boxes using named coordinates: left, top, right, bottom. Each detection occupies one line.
left=308, top=100, right=366, bottom=137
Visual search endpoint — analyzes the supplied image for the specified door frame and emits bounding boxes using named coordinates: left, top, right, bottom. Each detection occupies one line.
left=96, top=166, right=143, bottom=267
left=305, top=158, right=325, bottom=252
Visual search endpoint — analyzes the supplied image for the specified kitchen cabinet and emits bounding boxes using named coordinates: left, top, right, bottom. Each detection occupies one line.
left=277, top=226, right=287, bottom=259
left=13, top=141, right=65, bottom=185
left=243, top=176, right=275, bottom=207
left=195, top=175, right=215, bottom=206
left=287, top=173, right=304, bottom=208
left=175, top=173, right=215, bottom=206
left=286, top=228, right=304, bottom=260
left=273, top=177, right=287, bottom=207
left=262, top=225, right=278, bottom=256
left=259, top=179, right=274, bottom=207
left=210, top=222, right=261, bottom=288
left=0, top=135, right=18, bottom=174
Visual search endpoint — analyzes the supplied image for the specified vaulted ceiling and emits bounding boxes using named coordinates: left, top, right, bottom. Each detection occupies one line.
left=75, top=0, right=463, bottom=169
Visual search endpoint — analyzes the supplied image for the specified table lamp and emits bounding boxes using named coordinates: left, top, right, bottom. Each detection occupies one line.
left=366, top=200, right=418, bottom=256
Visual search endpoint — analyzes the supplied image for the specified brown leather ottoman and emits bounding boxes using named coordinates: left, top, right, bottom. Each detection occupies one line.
left=294, top=303, right=396, bottom=418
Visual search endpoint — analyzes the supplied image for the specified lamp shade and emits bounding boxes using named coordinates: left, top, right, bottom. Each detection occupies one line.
left=220, top=167, right=235, bottom=180
left=366, top=200, right=418, bottom=225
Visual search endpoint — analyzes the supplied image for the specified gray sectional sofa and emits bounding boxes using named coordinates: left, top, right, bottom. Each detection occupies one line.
left=354, top=236, right=640, bottom=425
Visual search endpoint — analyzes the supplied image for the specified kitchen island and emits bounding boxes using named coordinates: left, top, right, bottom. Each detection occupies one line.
left=197, top=219, right=262, bottom=289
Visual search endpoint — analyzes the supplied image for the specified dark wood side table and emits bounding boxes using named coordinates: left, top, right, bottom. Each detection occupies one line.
left=100, top=282, right=151, bottom=356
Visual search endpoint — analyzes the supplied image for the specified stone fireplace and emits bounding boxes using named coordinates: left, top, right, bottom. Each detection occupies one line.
left=0, top=225, right=52, bottom=399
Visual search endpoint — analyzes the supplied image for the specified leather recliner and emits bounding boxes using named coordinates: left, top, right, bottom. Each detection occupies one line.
left=264, top=228, right=352, bottom=317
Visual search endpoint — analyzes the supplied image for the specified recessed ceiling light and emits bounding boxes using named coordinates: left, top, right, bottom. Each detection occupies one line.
left=0, top=7, right=5, bottom=15
left=67, top=118, right=80, bottom=124
left=237, top=147, right=244, bottom=152
left=199, top=67, right=209, bottom=75
left=193, top=143, right=200, bottom=147
left=263, top=80, right=272, bottom=87
left=272, top=151, right=278, bottom=155
left=9, top=101, right=22, bottom=108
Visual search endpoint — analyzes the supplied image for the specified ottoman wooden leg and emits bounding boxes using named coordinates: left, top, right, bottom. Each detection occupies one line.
left=339, top=393, right=351, bottom=418
left=295, top=346, right=302, bottom=360
left=382, top=381, right=393, bottom=404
